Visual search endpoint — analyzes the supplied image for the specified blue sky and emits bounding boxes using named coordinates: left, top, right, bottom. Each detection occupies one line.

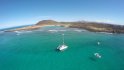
left=0, top=0, right=124, bottom=29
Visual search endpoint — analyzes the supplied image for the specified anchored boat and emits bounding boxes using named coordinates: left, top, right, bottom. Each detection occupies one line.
left=57, top=34, right=68, bottom=51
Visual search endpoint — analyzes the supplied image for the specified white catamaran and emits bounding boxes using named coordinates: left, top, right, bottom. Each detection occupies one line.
left=57, top=34, right=68, bottom=51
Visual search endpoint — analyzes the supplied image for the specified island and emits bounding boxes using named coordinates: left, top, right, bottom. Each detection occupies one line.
left=4, top=20, right=124, bottom=33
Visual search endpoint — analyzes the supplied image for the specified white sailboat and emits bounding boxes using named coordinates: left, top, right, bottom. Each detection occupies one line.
left=57, top=34, right=68, bottom=51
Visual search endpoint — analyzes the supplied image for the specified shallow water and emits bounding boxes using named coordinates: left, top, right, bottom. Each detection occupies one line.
left=0, top=26, right=124, bottom=70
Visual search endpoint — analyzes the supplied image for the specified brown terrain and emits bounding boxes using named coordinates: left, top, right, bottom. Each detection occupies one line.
left=5, top=20, right=124, bottom=33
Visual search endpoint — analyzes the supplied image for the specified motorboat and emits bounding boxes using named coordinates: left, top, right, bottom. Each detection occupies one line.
left=97, top=42, right=100, bottom=45
left=94, top=53, right=101, bottom=58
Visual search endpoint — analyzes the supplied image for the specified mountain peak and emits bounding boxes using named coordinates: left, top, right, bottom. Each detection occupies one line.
left=36, top=20, right=58, bottom=25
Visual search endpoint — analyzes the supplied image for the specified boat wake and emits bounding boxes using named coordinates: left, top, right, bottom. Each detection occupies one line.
left=0, top=31, right=4, bottom=34
left=48, top=29, right=67, bottom=33
left=14, top=30, right=33, bottom=35
left=98, top=32, right=113, bottom=35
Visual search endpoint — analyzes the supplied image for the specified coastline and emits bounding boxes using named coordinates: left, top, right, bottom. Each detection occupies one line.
left=3, top=20, right=124, bottom=34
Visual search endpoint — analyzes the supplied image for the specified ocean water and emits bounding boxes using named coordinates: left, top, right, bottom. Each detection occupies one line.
left=0, top=26, right=124, bottom=70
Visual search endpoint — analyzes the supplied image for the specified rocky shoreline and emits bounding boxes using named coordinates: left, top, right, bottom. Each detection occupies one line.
left=4, top=20, right=124, bottom=33
left=68, top=22, right=124, bottom=33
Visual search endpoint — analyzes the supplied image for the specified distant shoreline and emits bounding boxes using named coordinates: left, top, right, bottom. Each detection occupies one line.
left=3, top=20, right=124, bottom=34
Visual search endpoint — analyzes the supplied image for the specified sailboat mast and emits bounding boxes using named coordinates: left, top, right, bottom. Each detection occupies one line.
left=62, top=34, right=64, bottom=44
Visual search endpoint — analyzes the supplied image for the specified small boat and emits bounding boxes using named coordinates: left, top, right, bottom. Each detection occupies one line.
left=94, top=53, right=101, bottom=58
left=57, top=34, right=68, bottom=51
left=57, top=44, right=68, bottom=51
left=97, top=42, right=100, bottom=45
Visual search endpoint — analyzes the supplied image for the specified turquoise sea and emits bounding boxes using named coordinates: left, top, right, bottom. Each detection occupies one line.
left=0, top=26, right=124, bottom=70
